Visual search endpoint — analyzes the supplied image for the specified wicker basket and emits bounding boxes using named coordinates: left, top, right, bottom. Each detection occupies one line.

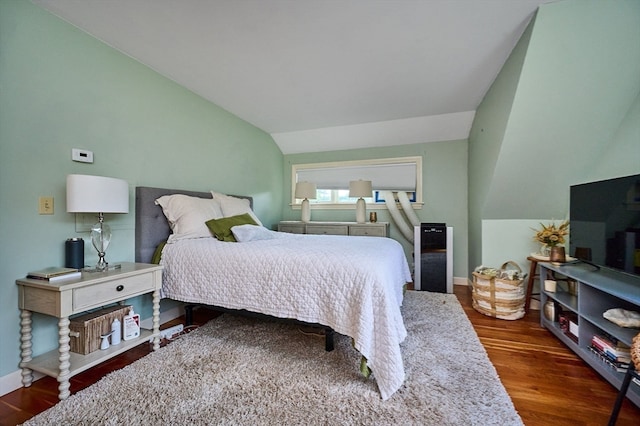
left=69, top=305, right=131, bottom=354
left=632, top=333, right=640, bottom=369
left=472, top=261, right=526, bottom=320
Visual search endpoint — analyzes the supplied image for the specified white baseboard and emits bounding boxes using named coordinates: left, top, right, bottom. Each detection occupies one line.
left=1, top=305, right=186, bottom=398
left=453, top=276, right=468, bottom=286
left=140, top=305, right=184, bottom=330
left=0, top=369, right=45, bottom=398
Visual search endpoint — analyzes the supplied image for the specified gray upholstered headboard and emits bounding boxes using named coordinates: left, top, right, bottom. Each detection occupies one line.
left=135, top=186, right=253, bottom=264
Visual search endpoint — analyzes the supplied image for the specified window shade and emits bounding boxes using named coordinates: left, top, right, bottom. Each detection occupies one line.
left=297, top=162, right=416, bottom=191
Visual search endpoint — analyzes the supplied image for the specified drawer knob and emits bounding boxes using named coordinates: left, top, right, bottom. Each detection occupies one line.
left=116, top=285, right=124, bottom=292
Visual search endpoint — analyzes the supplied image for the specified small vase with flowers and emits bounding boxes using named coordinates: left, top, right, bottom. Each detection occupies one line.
left=533, top=220, right=569, bottom=262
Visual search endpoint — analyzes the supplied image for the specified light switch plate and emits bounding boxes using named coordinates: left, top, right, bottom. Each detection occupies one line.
left=39, top=196, right=54, bottom=214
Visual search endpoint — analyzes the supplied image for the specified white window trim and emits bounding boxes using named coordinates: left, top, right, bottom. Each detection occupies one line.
left=291, top=156, right=423, bottom=210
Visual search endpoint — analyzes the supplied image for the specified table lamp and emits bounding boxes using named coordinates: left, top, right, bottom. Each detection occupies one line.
left=349, top=180, right=372, bottom=224
left=295, top=181, right=317, bottom=223
left=66, top=174, right=129, bottom=271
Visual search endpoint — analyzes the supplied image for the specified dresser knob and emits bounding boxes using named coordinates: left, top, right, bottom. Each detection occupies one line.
left=116, top=285, right=124, bottom=292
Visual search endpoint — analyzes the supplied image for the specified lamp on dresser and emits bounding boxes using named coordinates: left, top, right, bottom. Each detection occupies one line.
left=66, top=174, right=129, bottom=271
left=349, top=180, right=372, bottom=224
left=295, top=181, right=317, bottom=223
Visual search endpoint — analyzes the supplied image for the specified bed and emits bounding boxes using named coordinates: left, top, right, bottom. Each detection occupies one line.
left=135, top=186, right=412, bottom=400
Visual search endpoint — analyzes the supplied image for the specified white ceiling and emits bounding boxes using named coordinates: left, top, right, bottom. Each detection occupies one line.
left=33, top=0, right=551, bottom=154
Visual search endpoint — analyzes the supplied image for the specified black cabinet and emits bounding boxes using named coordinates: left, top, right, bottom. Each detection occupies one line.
left=413, top=223, right=452, bottom=293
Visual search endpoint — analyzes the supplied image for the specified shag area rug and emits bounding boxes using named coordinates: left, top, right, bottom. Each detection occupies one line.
left=24, top=292, right=523, bottom=425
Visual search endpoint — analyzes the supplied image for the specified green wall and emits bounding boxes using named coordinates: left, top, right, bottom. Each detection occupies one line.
left=467, top=16, right=534, bottom=273
left=0, top=1, right=283, bottom=380
left=283, top=140, right=469, bottom=279
left=588, top=91, right=640, bottom=181
left=469, top=0, right=640, bottom=273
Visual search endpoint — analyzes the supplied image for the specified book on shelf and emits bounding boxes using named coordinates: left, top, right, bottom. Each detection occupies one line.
left=591, top=334, right=631, bottom=362
left=589, top=345, right=630, bottom=373
left=592, top=332, right=630, bottom=350
left=26, top=267, right=81, bottom=282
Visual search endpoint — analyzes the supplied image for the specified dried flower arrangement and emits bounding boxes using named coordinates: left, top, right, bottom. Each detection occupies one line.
left=533, top=220, right=569, bottom=247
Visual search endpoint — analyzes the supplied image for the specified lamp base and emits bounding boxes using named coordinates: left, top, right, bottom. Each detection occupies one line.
left=355, top=198, right=366, bottom=224
left=83, top=264, right=122, bottom=273
left=95, top=253, right=109, bottom=272
left=91, top=213, right=112, bottom=272
left=301, top=198, right=311, bottom=223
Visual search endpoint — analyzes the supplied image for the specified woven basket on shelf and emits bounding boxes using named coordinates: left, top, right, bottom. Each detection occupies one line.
left=472, top=261, right=526, bottom=320
left=632, top=333, right=640, bottom=369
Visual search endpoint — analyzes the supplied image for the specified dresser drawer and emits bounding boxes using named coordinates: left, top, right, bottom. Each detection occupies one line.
left=349, top=225, right=387, bottom=237
left=305, top=224, right=349, bottom=235
left=278, top=223, right=305, bottom=234
left=73, top=273, right=153, bottom=311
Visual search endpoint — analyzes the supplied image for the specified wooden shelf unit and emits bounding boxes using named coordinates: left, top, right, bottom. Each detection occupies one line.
left=540, top=262, right=640, bottom=408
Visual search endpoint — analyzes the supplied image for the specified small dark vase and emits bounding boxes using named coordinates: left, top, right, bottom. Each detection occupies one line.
left=549, top=246, right=566, bottom=262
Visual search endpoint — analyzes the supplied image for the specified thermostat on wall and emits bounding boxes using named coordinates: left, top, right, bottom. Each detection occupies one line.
left=72, top=148, right=94, bottom=163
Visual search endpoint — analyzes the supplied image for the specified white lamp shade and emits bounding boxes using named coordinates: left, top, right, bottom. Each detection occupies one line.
left=349, top=180, right=372, bottom=198
left=295, top=181, right=317, bottom=199
left=66, top=174, right=129, bottom=213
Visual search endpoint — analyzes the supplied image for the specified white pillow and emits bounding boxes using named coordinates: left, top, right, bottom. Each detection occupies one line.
left=155, top=194, right=223, bottom=243
left=210, top=191, right=263, bottom=226
left=231, top=224, right=276, bottom=242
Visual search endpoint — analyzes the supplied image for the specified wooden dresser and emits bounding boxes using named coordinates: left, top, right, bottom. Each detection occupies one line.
left=278, top=221, right=389, bottom=237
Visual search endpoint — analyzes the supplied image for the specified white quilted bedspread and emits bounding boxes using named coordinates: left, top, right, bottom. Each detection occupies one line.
left=160, top=232, right=412, bottom=400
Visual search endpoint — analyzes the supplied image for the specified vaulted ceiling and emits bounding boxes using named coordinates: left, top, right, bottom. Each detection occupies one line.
left=33, top=0, right=552, bottom=153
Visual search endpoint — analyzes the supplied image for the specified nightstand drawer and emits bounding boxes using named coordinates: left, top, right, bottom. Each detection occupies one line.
left=306, top=224, right=349, bottom=235
left=349, top=225, right=387, bottom=237
left=73, top=273, right=153, bottom=311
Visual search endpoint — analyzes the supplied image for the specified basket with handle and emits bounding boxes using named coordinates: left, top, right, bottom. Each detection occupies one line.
left=472, top=261, right=527, bottom=320
left=632, top=333, right=640, bottom=370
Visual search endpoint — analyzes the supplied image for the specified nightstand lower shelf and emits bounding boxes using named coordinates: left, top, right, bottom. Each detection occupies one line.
left=24, top=329, right=156, bottom=378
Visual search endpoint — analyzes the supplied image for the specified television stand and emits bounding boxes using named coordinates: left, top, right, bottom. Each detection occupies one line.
left=539, top=262, right=640, bottom=408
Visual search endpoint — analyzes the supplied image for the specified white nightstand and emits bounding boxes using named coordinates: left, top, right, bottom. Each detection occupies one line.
left=16, top=262, right=163, bottom=400
left=278, top=221, right=389, bottom=237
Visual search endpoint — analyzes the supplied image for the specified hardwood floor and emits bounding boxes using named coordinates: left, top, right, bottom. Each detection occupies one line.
left=1, top=287, right=638, bottom=425
left=454, top=285, right=640, bottom=426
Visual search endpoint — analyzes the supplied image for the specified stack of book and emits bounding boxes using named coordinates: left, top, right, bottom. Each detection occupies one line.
left=558, top=312, right=579, bottom=343
left=27, top=267, right=81, bottom=282
left=589, top=333, right=631, bottom=373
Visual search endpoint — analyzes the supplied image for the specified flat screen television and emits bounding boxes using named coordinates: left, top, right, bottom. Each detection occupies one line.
left=570, top=173, right=640, bottom=278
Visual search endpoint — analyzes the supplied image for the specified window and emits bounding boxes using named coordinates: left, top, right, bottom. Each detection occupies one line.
left=314, top=189, right=374, bottom=205
left=291, top=157, right=422, bottom=209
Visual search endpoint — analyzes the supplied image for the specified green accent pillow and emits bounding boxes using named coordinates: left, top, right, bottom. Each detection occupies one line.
left=151, top=241, right=167, bottom=264
left=205, top=213, right=257, bottom=242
